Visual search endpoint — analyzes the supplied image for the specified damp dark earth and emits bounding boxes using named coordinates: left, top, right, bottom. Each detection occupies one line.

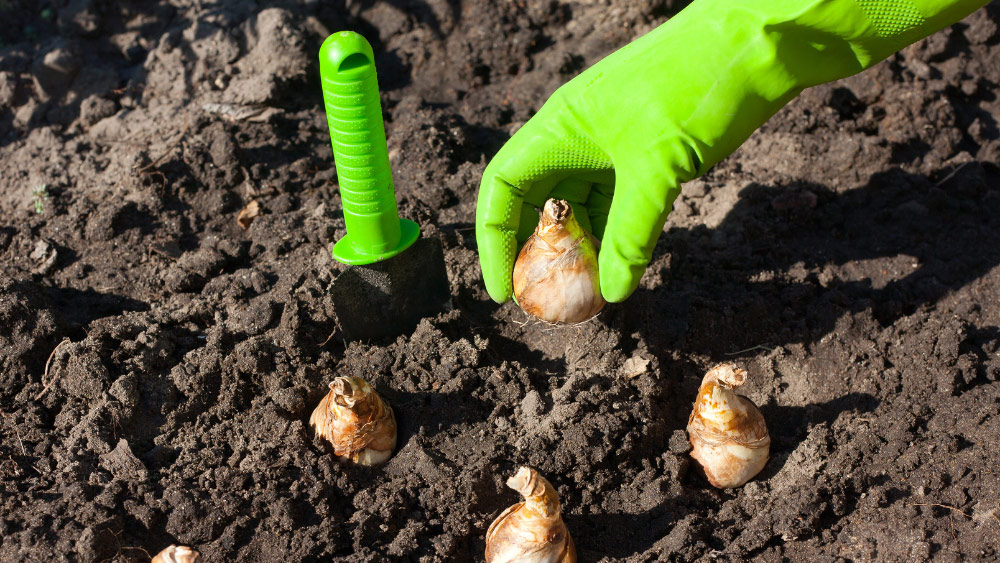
left=2, top=1, right=1000, bottom=561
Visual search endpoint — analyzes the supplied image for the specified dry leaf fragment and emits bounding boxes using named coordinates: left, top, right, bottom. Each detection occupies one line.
left=30, top=239, right=58, bottom=275
left=237, top=200, right=261, bottom=230
left=202, top=102, right=280, bottom=122
left=622, top=356, right=651, bottom=378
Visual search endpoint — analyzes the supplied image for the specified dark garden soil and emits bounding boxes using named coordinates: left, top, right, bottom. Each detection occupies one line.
left=2, top=0, right=1000, bottom=561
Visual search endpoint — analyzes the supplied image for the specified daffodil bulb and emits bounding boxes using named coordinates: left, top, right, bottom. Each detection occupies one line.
left=151, top=545, right=200, bottom=563
left=687, top=363, right=770, bottom=489
left=309, top=376, right=397, bottom=465
left=512, top=199, right=605, bottom=324
left=485, top=466, right=576, bottom=563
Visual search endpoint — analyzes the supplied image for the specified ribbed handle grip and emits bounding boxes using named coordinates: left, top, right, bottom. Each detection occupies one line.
left=320, top=31, right=419, bottom=265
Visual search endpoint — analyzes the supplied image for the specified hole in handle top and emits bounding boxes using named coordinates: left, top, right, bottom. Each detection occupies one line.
left=339, top=52, right=371, bottom=72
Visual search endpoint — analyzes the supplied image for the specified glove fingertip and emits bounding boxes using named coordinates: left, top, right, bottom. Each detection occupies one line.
left=484, top=277, right=513, bottom=304
left=597, top=249, right=643, bottom=303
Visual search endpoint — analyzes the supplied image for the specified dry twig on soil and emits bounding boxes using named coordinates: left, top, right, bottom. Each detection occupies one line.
left=725, top=344, right=776, bottom=356
left=1, top=410, right=26, bottom=456
left=320, top=325, right=339, bottom=347
left=100, top=527, right=153, bottom=563
left=35, top=338, right=70, bottom=401
left=136, top=120, right=192, bottom=174
left=909, top=502, right=972, bottom=540
left=935, top=162, right=970, bottom=187
left=910, top=502, right=972, bottom=516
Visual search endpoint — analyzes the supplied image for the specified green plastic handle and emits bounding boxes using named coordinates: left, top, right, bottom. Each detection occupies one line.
left=320, top=31, right=419, bottom=265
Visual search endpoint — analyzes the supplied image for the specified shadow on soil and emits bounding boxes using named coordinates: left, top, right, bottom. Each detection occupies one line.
left=562, top=391, right=878, bottom=559
left=757, top=391, right=879, bottom=475
left=31, top=282, right=147, bottom=336
left=625, top=161, right=1000, bottom=358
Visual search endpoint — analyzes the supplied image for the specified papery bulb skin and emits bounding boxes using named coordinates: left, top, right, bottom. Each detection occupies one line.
left=151, top=545, right=201, bottom=563
left=512, top=199, right=605, bottom=324
left=687, top=364, right=770, bottom=489
left=485, top=467, right=576, bottom=563
left=309, top=376, right=397, bottom=465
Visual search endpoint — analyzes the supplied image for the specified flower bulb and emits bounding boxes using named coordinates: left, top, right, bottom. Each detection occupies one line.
left=485, top=466, right=576, bottom=563
left=151, top=545, right=200, bottom=563
left=309, top=376, right=396, bottom=465
left=687, top=363, right=770, bottom=488
left=512, top=199, right=605, bottom=324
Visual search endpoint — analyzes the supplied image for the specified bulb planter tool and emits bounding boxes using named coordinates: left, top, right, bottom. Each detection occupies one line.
left=321, top=31, right=417, bottom=264
left=321, top=31, right=449, bottom=341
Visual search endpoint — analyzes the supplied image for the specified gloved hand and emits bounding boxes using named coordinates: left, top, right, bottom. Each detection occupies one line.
left=476, top=0, right=986, bottom=304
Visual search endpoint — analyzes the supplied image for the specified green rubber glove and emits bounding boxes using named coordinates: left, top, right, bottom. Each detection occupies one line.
left=476, top=0, right=987, bottom=303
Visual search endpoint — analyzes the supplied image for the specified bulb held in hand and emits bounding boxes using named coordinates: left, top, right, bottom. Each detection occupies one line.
left=512, top=199, right=605, bottom=324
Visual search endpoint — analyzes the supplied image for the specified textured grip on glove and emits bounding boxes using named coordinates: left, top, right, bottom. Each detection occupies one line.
left=503, top=138, right=613, bottom=190
left=477, top=131, right=612, bottom=302
left=856, top=0, right=926, bottom=37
